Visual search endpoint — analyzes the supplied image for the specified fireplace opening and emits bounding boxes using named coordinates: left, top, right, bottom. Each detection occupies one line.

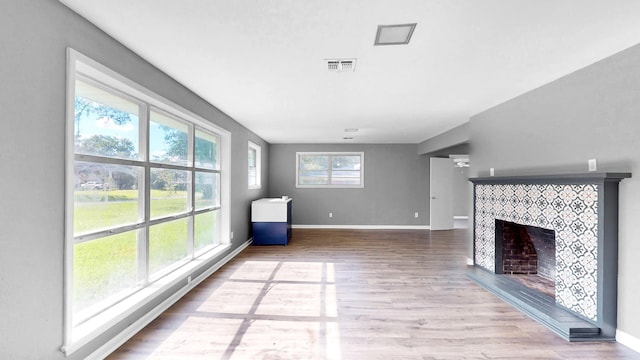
left=495, top=220, right=556, bottom=298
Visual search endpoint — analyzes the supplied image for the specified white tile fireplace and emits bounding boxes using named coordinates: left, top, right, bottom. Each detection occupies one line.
left=468, top=172, right=630, bottom=341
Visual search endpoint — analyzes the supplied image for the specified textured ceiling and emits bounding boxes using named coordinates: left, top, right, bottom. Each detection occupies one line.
left=60, top=0, right=640, bottom=144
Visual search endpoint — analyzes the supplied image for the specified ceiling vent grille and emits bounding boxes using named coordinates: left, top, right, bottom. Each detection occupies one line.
left=326, top=58, right=357, bottom=72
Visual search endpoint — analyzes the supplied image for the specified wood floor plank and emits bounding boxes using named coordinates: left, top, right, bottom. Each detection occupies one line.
left=107, top=229, right=640, bottom=359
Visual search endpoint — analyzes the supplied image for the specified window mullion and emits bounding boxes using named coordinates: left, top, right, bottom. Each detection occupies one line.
left=187, top=214, right=195, bottom=260
left=188, top=125, right=195, bottom=212
left=328, top=155, right=334, bottom=185
left=139, top=103, right=151, bottom=285
left=188, top=126, right=195, bottom=259
left=138, top=154, right=151, bottom=285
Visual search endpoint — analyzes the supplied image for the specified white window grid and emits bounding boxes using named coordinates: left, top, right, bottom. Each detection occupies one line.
left=64, top=48, right=232, bottom=354
left=295, top=151, right=364, bottom=188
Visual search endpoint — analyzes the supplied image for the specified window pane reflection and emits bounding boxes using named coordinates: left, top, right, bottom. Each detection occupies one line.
left=73, top=231, right=138, bottom=318
left=74, top=161, right=142, bottom=235
left=149, top=218, right=189, bottom=276
left=195, top=129, right=218, bottom=169
left=150, top=168, right=190, bottom=219
left=75, top=80, right=140, bottom=160
left=195, top=211, right=220, bottom=254
left=195, top=172, right=217, bottom=210
left=150, top=110, right=189, bottom=166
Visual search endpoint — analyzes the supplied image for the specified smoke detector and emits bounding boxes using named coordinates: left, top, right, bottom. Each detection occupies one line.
left=326, top=58, right=357, bottom=72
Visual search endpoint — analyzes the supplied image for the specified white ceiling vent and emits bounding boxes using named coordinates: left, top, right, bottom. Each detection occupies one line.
left=326, top=58, right=357, bottom=72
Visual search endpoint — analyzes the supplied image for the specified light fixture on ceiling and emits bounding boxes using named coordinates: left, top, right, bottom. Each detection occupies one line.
left=374, top=23, right=417, bottom=46
left=450, top=154, right=470, bottom=168
left=345, top=128, right=359, bottom=132
left=343, top=137, right=354, bottom=140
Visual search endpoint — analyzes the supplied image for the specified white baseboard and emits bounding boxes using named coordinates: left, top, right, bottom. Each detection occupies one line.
left=293, top=225, right=430, bottom=230
left=86, top=239, right=252, bottom=360
left=466, top=258, right=474, bottom=265
left=617, top=329, right=640, bottom=354
left=454, top=216, right=469, bottom=220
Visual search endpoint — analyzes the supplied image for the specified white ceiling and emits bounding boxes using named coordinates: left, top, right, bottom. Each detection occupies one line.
left=60, top=0, right=640, bottom=144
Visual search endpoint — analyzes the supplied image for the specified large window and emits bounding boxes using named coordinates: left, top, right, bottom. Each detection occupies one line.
left=248, top=141, right=261, bottom=189
left=65, top=50, right=230, bottom=353
left=296, top=152, right=364, bottom=188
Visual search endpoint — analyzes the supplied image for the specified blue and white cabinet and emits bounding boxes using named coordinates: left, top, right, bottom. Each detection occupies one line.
left=251, top=198, right=292, bottom=245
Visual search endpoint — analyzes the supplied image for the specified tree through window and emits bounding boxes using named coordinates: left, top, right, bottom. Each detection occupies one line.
left=70, top=76, right=221, bottom=325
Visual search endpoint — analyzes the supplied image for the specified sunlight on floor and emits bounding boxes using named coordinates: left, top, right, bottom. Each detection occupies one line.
left=148, top=260, right=344, bottom=359
left=109, top=229, right=640, bottom=360
left=147, top=317, right=242, bottom=358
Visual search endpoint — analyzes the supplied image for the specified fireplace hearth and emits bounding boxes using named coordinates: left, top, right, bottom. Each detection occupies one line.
left=467, top=172, right=630, bottom=341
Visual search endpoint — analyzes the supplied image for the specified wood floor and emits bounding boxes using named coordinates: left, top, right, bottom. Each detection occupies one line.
left=506, top=274, right=555, bottom=299
left=108, top=229, right=640, bottom=360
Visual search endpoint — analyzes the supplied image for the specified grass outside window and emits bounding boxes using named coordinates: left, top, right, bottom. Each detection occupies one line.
left=70, top=76, right=221, bottom=327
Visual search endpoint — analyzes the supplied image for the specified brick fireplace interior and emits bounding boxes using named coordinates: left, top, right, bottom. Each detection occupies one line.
left=495, top=220, right=555, bottom=298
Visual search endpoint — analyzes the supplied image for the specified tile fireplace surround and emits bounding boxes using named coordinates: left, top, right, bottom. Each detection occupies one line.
left=468, top=172, right=630, bottom=341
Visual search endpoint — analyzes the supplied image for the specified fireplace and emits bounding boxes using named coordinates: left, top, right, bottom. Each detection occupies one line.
left=467, top=172, right=630, bottom=341
left=495, top=220, right=555, bottom=297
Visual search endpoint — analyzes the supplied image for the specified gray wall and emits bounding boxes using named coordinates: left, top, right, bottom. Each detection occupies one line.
left=269, top=144, right=429, bottom=226
left=417, top=122, right=470, bottom=155
left=469, top=43, right=640, bottom=340
left=452, top=166, right=470, bottom=217
left=0, top=1, right=269, bottom=359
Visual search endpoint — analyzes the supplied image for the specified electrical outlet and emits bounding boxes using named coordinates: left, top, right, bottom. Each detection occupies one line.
left=329, top=212, right=333, bottom=218
left=490, top=168, right=495, bottom=176
left=414, top=212, right=419, bottom=218
left=230, top=231, right=234, bottom=239
left=588, top=159, right=597, bottom=172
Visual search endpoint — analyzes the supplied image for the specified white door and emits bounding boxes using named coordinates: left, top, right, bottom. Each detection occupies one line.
left=430, top=157, right=454, bottom=230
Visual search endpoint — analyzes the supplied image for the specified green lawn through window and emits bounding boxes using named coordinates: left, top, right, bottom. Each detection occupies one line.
left=73, top=189, right=217, bottom=317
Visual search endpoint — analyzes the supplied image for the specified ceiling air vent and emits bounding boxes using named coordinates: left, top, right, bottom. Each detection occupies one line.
left=326, top=58, right=357, bottom=72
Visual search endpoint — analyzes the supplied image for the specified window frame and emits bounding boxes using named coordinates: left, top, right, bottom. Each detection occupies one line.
left=248, top=141, right=261, bottom=189
left=295, top=151, right=364, bottom=188
left=64, top=48, right=232, bottom=354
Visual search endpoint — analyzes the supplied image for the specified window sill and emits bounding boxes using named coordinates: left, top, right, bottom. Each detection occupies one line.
left=63, top=243, right=231, bottom=356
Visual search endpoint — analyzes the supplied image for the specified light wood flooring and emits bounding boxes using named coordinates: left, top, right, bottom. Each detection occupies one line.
left=506, top=274, right=555, bottom=299
left=108, top=229, right=640, bottom=359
